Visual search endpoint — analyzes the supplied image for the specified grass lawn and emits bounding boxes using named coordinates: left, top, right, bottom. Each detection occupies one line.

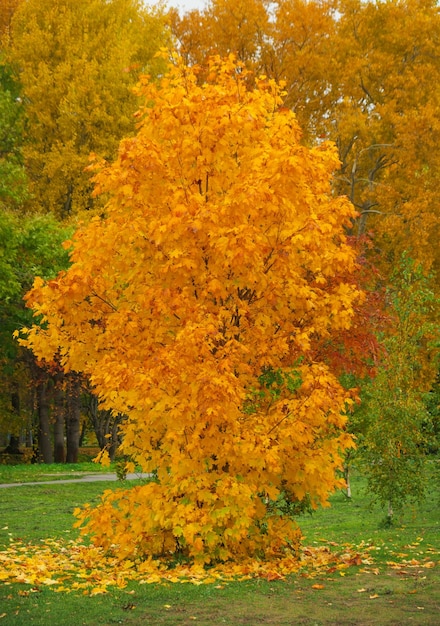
left=0, top=462, right=439, bottom=625
left=0, top=455, right=114, bottom=485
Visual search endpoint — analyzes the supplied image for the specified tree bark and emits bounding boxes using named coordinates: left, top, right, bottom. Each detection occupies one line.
left=66, top=375, right=81, bottom=463
left=3, top=388, right=22, bottom=455
left=84, top=390, right=123, bottom=460
left=387, top=501, right=394, bottom=520
left=344, top=464, right=352, bottom=499
left=37, top=381, right=53, bottom=463
left=53, top=380, right=65, bottom=463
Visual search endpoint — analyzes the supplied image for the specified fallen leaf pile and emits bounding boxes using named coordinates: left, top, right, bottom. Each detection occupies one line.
left=0, top=538, right=437, bottom=595
left=0, top=539, right=371, bottom=594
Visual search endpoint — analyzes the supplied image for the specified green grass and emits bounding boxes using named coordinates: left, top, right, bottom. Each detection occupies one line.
left=0, top=481, right=121, bottom=545
left=299, top=471, right=440, bottom=568
left=0, top=465, right=439, bottom=625
left=0, top=460, right=114, bottom=484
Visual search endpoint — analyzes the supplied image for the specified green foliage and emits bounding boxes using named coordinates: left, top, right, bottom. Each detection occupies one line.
left=0, top=211, right=72, bottom=436
left=243, top=365, right=303, bottom=415
left=352, top=255, right=440, bottom=517
left=266, top=488, right=313, bottom=519
left=0, top=211, right=72, bottom=340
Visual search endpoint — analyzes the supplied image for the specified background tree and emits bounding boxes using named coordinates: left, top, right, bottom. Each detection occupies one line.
left=171, top=0, right=440, bottom=281
left=82, top=389, right=124, bottom=461
left=6, top=0, right=170, bottom=218
left=170, top=2, right=440, bottom=500
left=172, top=0, right=269, bottom=69
left=22, top=56, right=364, bottom=566
left=350, top=256, right=439, bottom=521
left=0, top=211, right=72, bottom=458
left=1, top=0, right=170, bottom=461
left=322, top=0, right=440, bottom=278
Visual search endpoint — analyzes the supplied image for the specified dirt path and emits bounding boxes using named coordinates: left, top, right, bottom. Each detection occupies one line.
left=0, top=472, right=150, bottom=488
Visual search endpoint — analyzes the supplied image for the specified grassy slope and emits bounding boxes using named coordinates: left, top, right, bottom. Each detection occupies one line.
left=0, top=464, right=438, bottom=625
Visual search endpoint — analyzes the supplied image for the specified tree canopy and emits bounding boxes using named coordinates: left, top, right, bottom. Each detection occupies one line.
left=21, top=56, right=362, bottom=566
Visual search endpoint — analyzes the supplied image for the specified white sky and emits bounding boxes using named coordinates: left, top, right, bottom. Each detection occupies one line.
left=165, top=0, right=209, bottom=13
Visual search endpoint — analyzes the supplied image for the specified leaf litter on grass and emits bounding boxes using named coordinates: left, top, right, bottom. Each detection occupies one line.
left=0, top=536, right=436, bottom=596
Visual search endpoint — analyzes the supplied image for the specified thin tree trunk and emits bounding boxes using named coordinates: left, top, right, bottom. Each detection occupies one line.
left=37, top=381, right=53, bottom=464
left=387, top=500, right=394, bottom=520
left=53, top=380, right=65, bottom=463
left=66, top=376, right=81, bottom=463
left=344, top=464, right=352, bottom=499
left=3, top=387, right=22, bottom=455
left=78, top=419, right=87, bottom=448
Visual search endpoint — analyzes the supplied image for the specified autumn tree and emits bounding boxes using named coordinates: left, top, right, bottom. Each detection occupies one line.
left=22, top=56, right=363, bottom=566
left=6, top=0, right=169, bottom=218
left=171, top=0, right=269, bottom=69
left=324, top=0, right=440, bottom=274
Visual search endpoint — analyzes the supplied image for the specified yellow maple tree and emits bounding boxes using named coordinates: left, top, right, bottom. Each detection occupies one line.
left=21, top=55, right=361, bottom=566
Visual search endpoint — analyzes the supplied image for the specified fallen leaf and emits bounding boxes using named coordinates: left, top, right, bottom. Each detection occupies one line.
left=89, top=587, right=108, bottom=596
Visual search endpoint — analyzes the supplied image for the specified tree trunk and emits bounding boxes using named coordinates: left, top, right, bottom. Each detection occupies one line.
left=84, top=390, right=122, bottom=460
left=53, top=382, right=65, bottom=463
left=78, top=419, right=87, bottom=448
left=37, top=381, right=53, bottom=463
left=3, top=435, right=21, bottom=455
left=344, top=464, right=352, bottom=498
left=3, top=388, right=22, bottom=455
left=387, top=500, right=394, bottom=520
left=66, top=375, right=81, bottom=463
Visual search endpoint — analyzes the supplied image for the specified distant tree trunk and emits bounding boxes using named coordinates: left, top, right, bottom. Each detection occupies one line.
left=108, top=417, right=122, bottom=461
left=53, top=380, right=65, bottom=463
left=37, top=381, right=53, bottom=463
left=78, top=419, right=87, bottom=448
left=66, top=375, right=81, bottom=463
left=3, top=387, right=22, bottom=455
left=344, top=464, right=352, bottom=499
left=387, top=501, right=394, bottom=521
left=84, top=390, right=123, bottom=461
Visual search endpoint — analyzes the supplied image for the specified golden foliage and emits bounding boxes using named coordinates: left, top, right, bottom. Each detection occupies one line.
left=21, top=55, right=361, bottom=565
left=5, top=0, right=169, bottom=218
left=0, top=0, right=22, bottom=39
left=171, top=0, right=440, bottom=280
